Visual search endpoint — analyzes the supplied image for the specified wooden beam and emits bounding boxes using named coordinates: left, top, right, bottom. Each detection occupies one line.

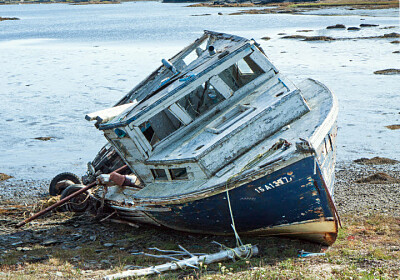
left=210, top=75, right=233, bottom=99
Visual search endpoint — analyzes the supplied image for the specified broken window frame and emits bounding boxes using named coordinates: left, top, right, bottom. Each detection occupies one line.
left=169, top=168, right=189, bottom=180
left=129, top=48, right=270, bottom=152
left=151, top=168, right=168, bottom=181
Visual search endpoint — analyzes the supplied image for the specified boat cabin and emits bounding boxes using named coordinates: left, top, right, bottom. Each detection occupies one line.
left=86, top=31, right=310, bottom=187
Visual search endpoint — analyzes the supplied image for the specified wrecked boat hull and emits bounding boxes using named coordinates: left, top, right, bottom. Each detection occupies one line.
left=72, top=31, right=340, bottom=245
left=109, top=155, right=338, bottom=245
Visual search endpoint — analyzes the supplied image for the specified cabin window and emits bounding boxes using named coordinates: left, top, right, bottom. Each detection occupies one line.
left=218, top=54, right=265, bottom=91
left=140, top=109, right=183, bottom=146
left=177, top=81, right=225, bottom=120
left=151, top=169, right=168, bottom=180
left=169, top=168, right=188, bottom=180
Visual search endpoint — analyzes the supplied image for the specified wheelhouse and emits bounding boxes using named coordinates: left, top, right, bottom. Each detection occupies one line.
left=87, top=31, right=308, bottom=185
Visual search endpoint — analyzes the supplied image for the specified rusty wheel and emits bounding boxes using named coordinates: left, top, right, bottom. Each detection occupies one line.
left=49, top=172, right=82, bottom=196
left=60, top=184, right=90, bottom=213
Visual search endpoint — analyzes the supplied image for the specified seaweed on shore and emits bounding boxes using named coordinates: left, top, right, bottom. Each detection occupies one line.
left=0, top=17, right=19, bottom=22
left=281, top=35, right=335, bottom=41
left=280, top=32, right=400, bottom=42
left=373, top=69, right=400, bottom=75
left=385, top=124, right=400, bottom=130
left=0, top=173, right=13, bottom=181
left=354, top=157, right=399, bottom=165
left=356, top=172, right=400, bottom=184
left=303, top=36, right=335, bottom=41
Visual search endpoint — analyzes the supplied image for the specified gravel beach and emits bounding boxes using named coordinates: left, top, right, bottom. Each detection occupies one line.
left=1, top=158, right=399, bottom=279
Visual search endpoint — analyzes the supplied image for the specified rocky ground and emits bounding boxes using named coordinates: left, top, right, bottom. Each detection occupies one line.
left=0, top=158, right=399, bottom=279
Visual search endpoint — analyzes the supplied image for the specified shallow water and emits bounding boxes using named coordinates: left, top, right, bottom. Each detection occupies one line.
left=0, top=2, right=399, bottom=180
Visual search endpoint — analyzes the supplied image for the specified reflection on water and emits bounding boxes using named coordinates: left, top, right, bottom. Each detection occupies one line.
left=0, top=2, right=399, bottom=179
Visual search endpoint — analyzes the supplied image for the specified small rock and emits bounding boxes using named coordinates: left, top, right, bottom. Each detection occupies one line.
left=360, top=23, right=379, bottom=27
left=390, top=40, right=400, bottom=44
left=55, top=271, right=63, bottom=277
left=70, top=233, right=82, bottom=240
left=347, top=27, right=360, bottom=31
left=381, top=26, right=396, bottom=29
left=100, top=259, right=111, bottom=265
left=34, top=136, right=55, bottom=141
left=90, top=235, right=97, bottom=241
left=218, top=12, right=223, bottom=15
left=261, top=36, right=270, bottom=41
left=103, top=243, right=114, bottom=248
left=16, top=247, right=32, bottom=252
left=71, top=256, right=81, bottom=261
left=327, top=24, right=346, bottom=29
left=191, top=13, right=211, bottom=17
left=382, top=32, right=400, bottom=38
left=296, top=30, right=313, bottom=32
left=42, top=238, right=59, bottom=246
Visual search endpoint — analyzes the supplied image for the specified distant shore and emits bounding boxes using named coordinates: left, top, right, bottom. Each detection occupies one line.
left=0, top=0, right=152, bottom=5
left=1, top=0, right=399, bottom=9
left=189, top=0, right=399, bottom=14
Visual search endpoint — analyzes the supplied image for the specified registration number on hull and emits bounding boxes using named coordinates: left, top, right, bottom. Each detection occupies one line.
left=254, top=175, right=293, bottom=194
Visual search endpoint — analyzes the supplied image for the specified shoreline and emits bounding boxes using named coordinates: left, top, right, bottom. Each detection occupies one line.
left=1, top=157, right=399, bottom=212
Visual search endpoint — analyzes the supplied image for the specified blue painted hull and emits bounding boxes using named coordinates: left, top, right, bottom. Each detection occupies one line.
left=146, top=156, right=338, bottom=244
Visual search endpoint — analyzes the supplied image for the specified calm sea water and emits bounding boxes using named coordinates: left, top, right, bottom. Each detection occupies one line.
left=0, top=2, right=399, bottom=180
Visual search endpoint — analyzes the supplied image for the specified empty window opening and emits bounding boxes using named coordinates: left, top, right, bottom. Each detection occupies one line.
left=140, top=122, right=160, bottom=146
left=182, top=40, right=208, bottom=66
left=218, top=54, right=265, bottom=91
left=151, top=169, right=168, bottom=180
left=169, top=168, right=188, bottom=180
left=140, top=109, right=183, bottom=146
left=178, top=81, right=224, bottom=120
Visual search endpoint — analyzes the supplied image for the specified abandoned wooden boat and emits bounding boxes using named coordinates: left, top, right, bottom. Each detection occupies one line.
left=57, top=31, right=340, bottom=245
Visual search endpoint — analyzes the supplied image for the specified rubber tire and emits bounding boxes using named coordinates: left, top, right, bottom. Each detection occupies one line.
left=49, top=172, right=82, bottom=196
left=60, top=184, right=90, bottom=213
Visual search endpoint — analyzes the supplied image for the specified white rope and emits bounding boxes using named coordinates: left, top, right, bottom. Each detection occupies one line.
left=225, top=189, right=244, bottom=248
